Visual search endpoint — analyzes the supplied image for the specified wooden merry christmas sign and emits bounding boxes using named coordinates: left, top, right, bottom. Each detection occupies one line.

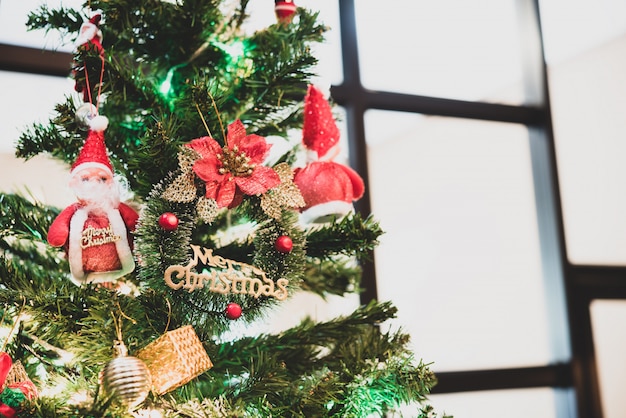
left=164, top=244, right=288, bottom=300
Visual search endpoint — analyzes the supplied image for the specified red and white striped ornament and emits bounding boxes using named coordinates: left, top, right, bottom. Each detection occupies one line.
left=275, top=0, right=297, bottom=24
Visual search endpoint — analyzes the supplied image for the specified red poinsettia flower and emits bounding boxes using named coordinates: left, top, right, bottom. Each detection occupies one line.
left=186, top=120, right=281, bottom=208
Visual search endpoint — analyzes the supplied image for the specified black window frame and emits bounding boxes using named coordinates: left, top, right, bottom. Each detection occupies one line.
left=330, top=1, right=608, bottom=417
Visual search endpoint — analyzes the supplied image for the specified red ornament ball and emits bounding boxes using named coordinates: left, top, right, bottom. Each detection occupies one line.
left=158, top=212, right=179, bottom=231
left=225, top=302, right=242, bottom=320
left=275, top=235, right=293, bottom=253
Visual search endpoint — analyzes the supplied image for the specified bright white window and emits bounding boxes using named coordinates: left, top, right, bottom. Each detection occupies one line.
left=366, top=111, right=555, bottom=371
left=355, top=0, right=524, bottom=105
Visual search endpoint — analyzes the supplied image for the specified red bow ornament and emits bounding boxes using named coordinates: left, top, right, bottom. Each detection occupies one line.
left=186, top=120, right=281, bottom=209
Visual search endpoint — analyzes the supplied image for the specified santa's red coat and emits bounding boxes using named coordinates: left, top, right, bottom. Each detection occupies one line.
left=47, top=202, right=138, bottom=283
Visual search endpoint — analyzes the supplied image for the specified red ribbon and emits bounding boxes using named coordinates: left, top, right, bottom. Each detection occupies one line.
left=0, top=404, right=15, bottom=418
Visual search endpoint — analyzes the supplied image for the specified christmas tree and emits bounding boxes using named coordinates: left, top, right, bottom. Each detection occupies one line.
left=0, top=1, right=447, bottom=416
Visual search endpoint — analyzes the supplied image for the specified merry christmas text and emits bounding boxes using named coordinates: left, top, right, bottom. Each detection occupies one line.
left=81, top=225, right=121, bottom=249
left=164, top=244, right=288, bottom=300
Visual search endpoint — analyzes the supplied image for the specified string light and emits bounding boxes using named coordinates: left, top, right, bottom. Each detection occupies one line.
left=212, top=38, right=246, bottom=63
left=158, top=68, right=175, bottom=97
left=158, top=64, right=184, bottom=98
left=157, top=38, right=252, bottom=99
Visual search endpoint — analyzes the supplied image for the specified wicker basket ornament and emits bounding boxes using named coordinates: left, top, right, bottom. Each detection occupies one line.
left=136, top=325, right=213, bottom=395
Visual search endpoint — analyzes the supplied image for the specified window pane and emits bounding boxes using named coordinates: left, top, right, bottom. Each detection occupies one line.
left=366, top=110, right=557, bottom=371
left=539, top=0, right=626, bottom=65
left=355, top=0, right=524, bottom=104
left=302, top=0, right=343, bottom=87
left=0, top=71, right=75, bottom=207
left=0, top=71, right=73, bottom=152
left=0, top=0, right=83, bottom=50
left=540, top=2, right=626, bottom=265
left=590, top=300, right=626, bottom=418
left=425, top=388, right=573, bottom=418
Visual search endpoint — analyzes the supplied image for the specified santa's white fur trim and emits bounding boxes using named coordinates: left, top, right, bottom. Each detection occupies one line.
left=67, top=207, right=135, bottom=285
left=108, top=207, right=135, bottom=276
left=89, top=115, right=109, bottom=132
left=70, top=162, right=113, bottom=177
left=75, top=22, right=98, bottom=46
left=299, top=201, right=354, bottom=225
left=304, top=144, right=341, bottom=163
left=68, top=208, right=89, bottom=281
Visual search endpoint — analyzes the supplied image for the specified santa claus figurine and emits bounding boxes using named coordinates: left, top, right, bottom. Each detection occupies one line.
left=293, top=85, right=365, bottom=224
left=47, top=115, right=138, bottom=285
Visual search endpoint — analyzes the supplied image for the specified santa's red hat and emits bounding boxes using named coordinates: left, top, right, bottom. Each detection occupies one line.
left=302, top=85, right=340, bottom=159
left=71, top=115, right=113, bottom=176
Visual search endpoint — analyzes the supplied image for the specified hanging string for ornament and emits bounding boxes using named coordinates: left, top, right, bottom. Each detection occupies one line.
left=164, top=298, right=172, bottom=334
left=141, top=297, right=172, bottom=338
left=208, top=90, right=226, bottom=142
left=114, top=301, right=137, bottom=328
left=83, top=54, right=105, bottom=113
left=0, top=297, right=26, bottom=353
left=74, top=11, right=107, bottom=128
left=194, top=89, right=226, bottom=141
left=195, top=103, right=213, bottom=138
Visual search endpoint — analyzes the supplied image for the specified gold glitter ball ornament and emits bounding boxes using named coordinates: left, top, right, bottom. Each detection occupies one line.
left=101, top=341, right=151, bottom=409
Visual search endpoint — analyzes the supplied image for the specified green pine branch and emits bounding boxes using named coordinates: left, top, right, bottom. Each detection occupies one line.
left=301, top=258, right=363, bottom=298
left=8, top=2, right=449, bottom=416
left=26, top=4, right=83, bottom=41
left=0, top=193, right=58, bottom=243
left=305, top=213, right=384, bottom=261
left=201, top=301, right=438, bottom=417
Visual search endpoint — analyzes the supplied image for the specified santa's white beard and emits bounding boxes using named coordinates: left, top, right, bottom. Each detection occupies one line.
left=72, top=180, right=120, bottom=212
